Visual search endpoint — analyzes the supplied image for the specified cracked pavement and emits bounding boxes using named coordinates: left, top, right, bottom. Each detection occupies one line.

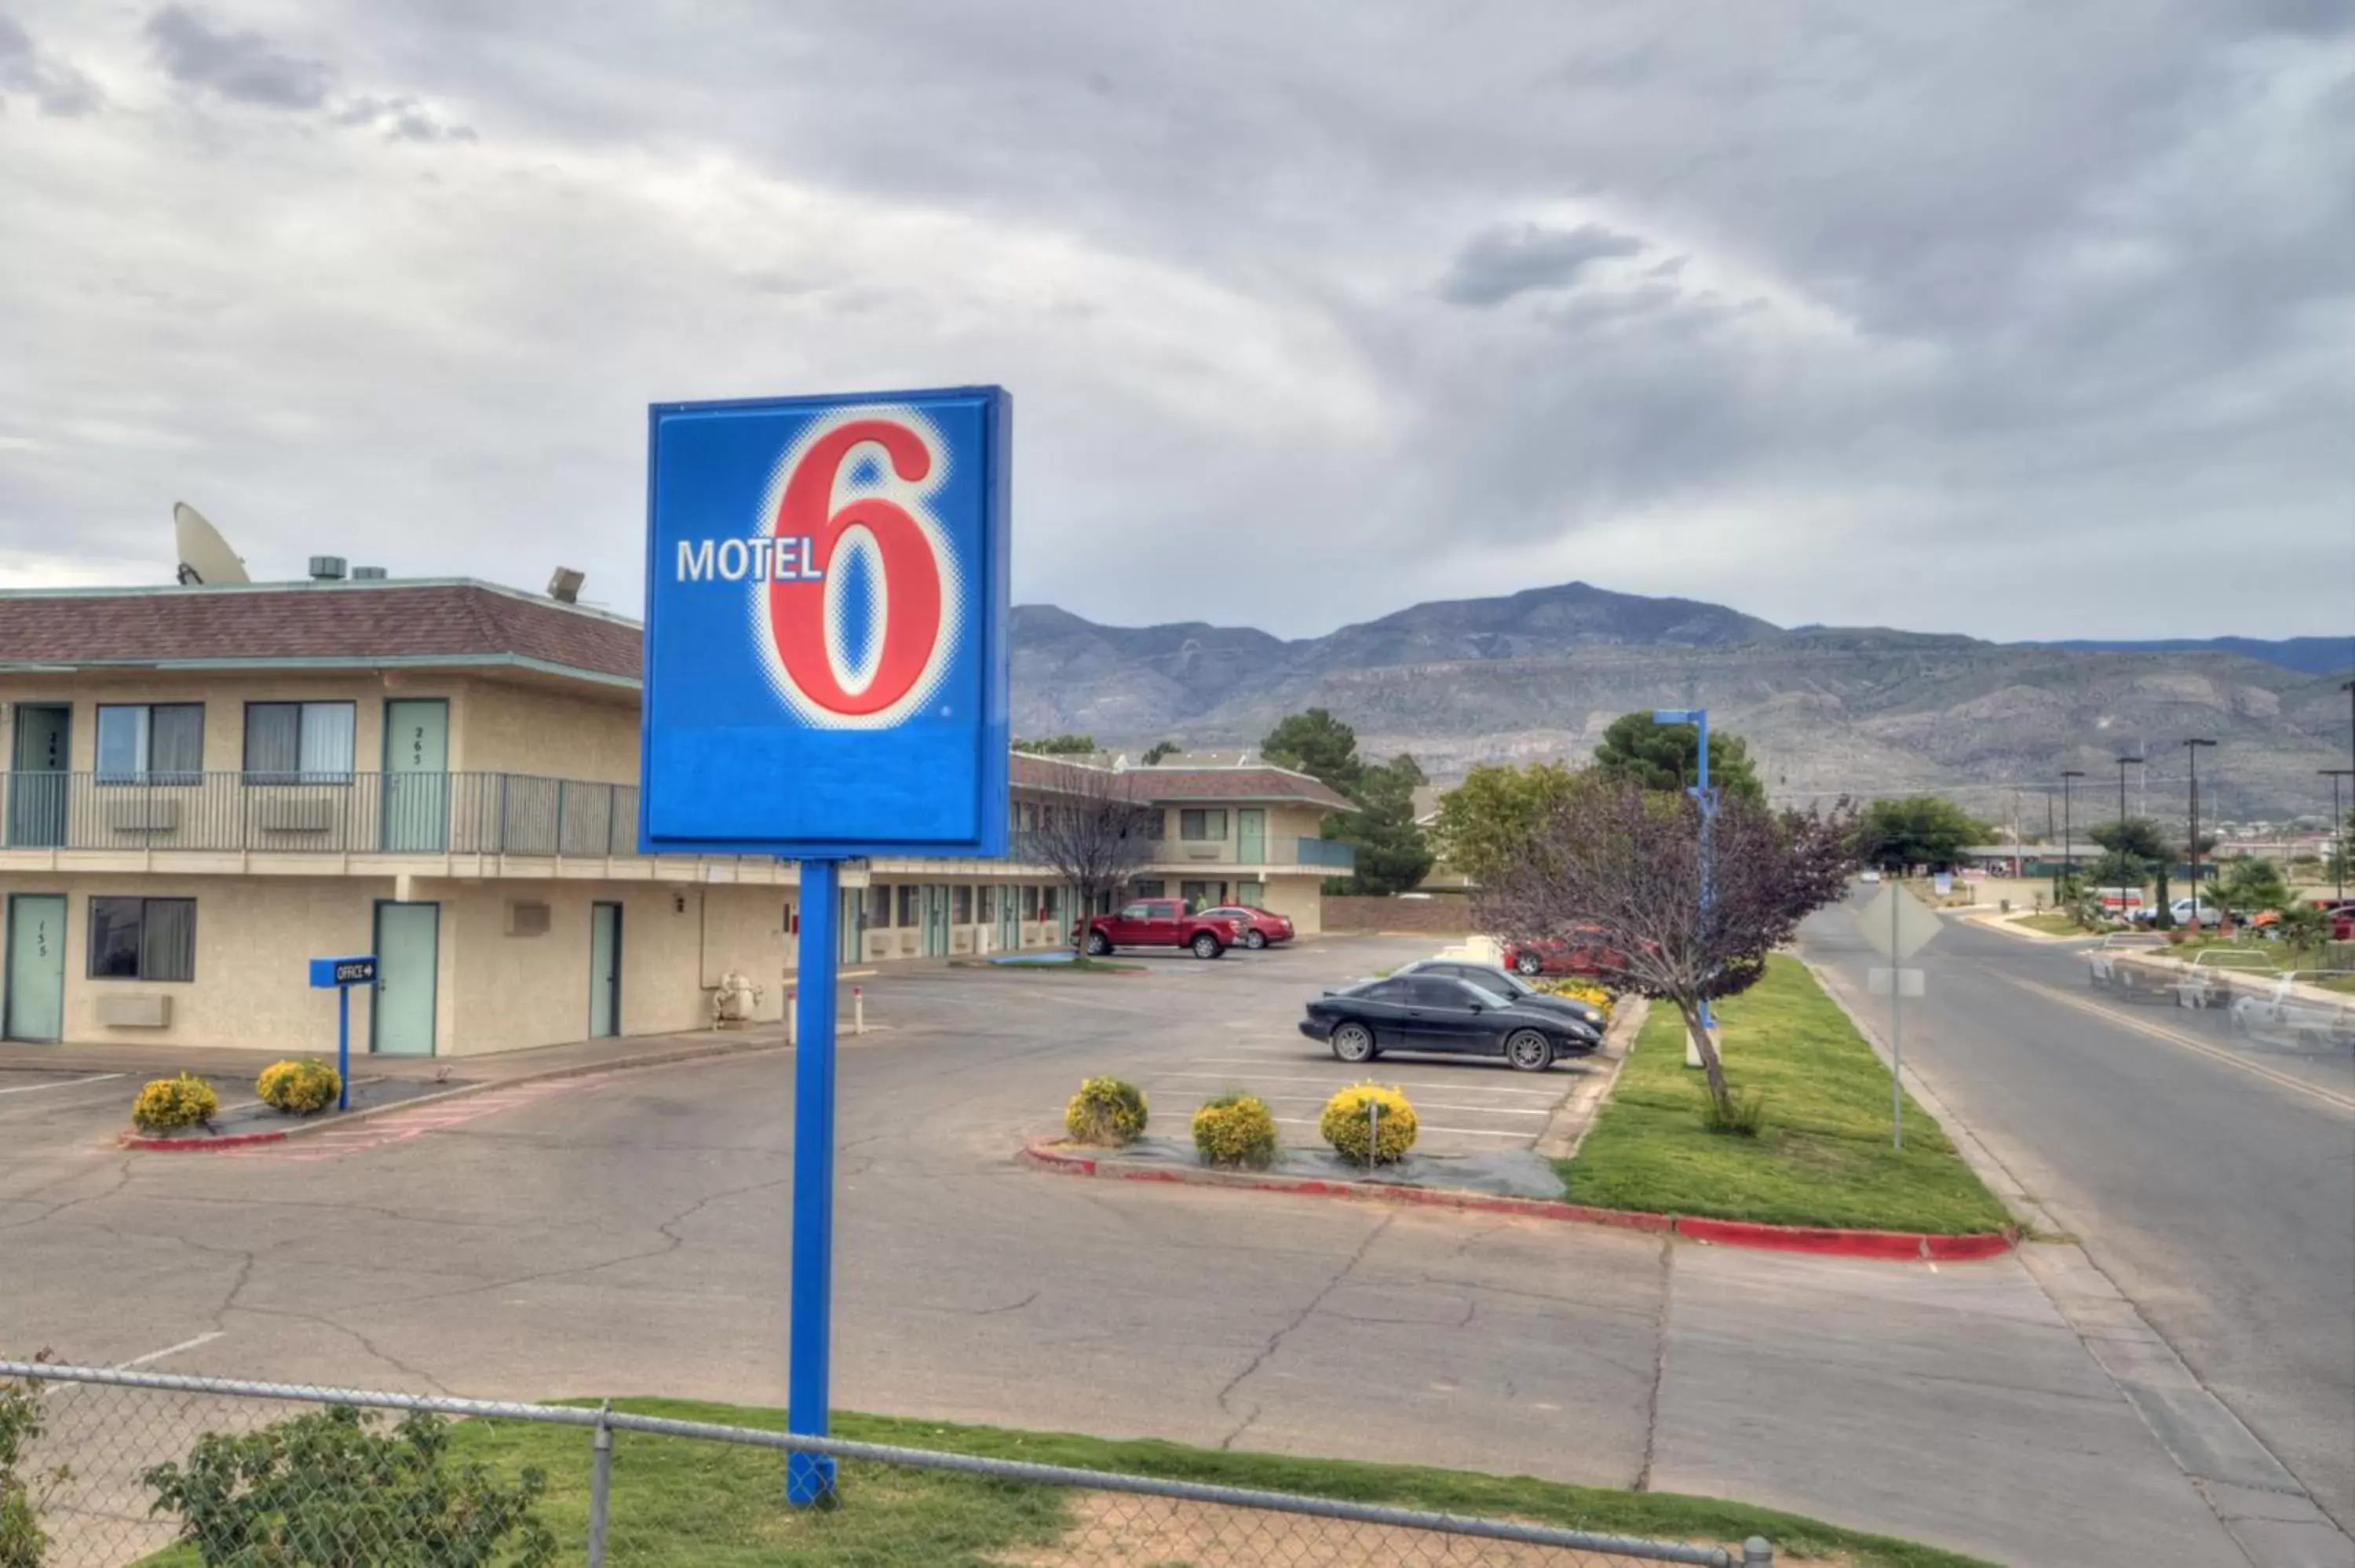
left=0, top=935, right=2309, bottom=1566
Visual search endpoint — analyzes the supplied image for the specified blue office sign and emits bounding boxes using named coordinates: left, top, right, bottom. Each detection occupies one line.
left=641, top=386, right=1012, bottom=858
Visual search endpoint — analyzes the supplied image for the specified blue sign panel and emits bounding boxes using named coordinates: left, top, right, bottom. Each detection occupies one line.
left=309, top=955, right=377, bottom=988
left=641, top=387, right=1011, bottom=858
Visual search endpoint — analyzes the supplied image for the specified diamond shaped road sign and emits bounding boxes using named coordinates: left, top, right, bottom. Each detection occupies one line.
left=1857, top=884, right=1943, bottom=962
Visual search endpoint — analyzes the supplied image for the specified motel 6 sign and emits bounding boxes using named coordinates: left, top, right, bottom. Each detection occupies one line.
left=640, top=388, right=1012, bottom=858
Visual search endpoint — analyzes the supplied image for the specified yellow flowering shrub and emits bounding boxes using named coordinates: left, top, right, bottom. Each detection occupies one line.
left=256, top=1058, right=341, bottom=1115
left=1320, top=1084, right=1418, bottom=1165
left=132, top=1073, right=218, bottom=1132
left=1541, top=980, right=1616, bottom=1019
left=1192, top=1094, right=1278, bottom=1169
left=1064, top=1077, right=1148, bottom=1146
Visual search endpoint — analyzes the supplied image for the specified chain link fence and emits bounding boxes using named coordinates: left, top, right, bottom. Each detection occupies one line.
left=2, top=1360, right=1769, bottom=1567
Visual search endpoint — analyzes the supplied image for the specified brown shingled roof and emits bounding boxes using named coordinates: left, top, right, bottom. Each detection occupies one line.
left=0, top=582, right=640, bottom=684
left=1010, top=751, right=1353, bottom=811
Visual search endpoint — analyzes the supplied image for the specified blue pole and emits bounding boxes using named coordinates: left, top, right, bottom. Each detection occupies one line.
left=336, top=984, right=351, bottom=1111
left=1695, top=711, right=1714, bottom=1030
left=787, top=859, right=841, bottom=1507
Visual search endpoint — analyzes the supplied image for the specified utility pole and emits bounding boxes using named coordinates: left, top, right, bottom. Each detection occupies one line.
left=2061, top=770, right=2084, bottom=906
left=2116, top=755, right=2144, bottom=909
left=2323, top=768, right=2352, bottom=905
left=2185, top=738, right=2217, bottom=922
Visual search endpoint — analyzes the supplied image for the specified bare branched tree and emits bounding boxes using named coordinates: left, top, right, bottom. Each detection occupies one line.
left=1475, top=778, right=1859, bottom=1117
left=1025, top=760, right=1161, bottom=952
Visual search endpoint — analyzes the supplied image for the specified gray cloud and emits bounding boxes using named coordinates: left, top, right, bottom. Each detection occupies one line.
left=144, top=5, right=331, bottom=108
left=0, top=1, right=2348, bottom=644
left=0, top=14, right=103, bottom=116
left=1438, top=221, right=1647, bottom=306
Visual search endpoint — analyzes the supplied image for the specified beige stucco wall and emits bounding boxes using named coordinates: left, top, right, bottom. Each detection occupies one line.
left=0, top=873, right=385, bottom=1050
left=1, top=672, right=398, bottom=775
left=449, top=679, right=640, bottom=782
left=1254, top=873, right=1327, bottom=936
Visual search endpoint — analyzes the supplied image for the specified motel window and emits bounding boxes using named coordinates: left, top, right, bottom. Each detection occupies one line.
left=95, top=704, right=204, bottom=785
left=897, top=884, right=918, bottom=928
left=867, top=884, right=893, bottom=928
left=954, top=885, right=973, bottom=924
left=1043, top=886, right=1064, bottom=919
left=1179, top=808, right=1228, bottom=841
left=87, top=896, right=197, bottom=982
left=243, top=702, right=357, bottom=783
left=1133, top=879, right=1166, bottom=899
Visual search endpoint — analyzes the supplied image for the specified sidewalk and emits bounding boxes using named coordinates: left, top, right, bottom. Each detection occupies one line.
left=0, top=1020, right=790, bottom=1088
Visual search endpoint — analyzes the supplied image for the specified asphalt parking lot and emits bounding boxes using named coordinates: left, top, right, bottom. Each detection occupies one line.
left=863, top=934, right=1578, bottom=1154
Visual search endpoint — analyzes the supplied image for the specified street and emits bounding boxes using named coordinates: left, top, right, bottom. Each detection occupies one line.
left=2, top=932, right=2340, bottom=1566
left=1800, top=908, right=2355, bottom=1541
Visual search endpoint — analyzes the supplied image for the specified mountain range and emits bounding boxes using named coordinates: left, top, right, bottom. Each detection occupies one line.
left=1010, top=583, right=2355, bottom=823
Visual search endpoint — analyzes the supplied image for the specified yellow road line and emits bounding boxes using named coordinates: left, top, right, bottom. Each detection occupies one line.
left=2003, top=975, right=2355, bottom=1116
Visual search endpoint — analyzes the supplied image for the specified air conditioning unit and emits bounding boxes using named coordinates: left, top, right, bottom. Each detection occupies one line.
left=106, top=800, right=180, bottom=833
left=505, top=900, right=553, bottom=937
left=97, top=994, right=171, bottom=1028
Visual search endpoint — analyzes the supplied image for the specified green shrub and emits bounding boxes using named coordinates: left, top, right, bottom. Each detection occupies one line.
left=1192, top=1094, right=1278, bottom=1169
left=1320, top=1084, right=1418, bottom=1165
left=2, top=1370, right=64, bottom=1568
left=144, top=1405, right=555, bottom=1567
left=256, top=1059, right=341, bottom=1116
left=1700, top=1087, right=1768, bottom=1137
left=132, top=1074, right=218, bottom=1133
left=1064, top=1078, right=1148, bottom=1146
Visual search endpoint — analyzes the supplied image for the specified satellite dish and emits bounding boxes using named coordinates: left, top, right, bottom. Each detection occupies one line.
left=173, top=501, right=250, bottom=585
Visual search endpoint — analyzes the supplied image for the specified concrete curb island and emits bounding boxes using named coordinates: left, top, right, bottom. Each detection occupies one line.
left=1019, top=1138, right=2016, bottom=1261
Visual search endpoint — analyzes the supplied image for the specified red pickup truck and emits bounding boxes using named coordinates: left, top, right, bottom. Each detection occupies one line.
left=1075, top=899, right=1240, bottom=959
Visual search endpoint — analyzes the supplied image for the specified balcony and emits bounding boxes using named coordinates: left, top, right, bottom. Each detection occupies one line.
left=1151, top=834, right=1354, bottom=870
left=1, top=771, right=644, bottom=859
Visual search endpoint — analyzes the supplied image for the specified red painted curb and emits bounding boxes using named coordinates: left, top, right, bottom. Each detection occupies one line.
left=1020, top=1140, right=2010, bottom=1260
left=119, top=1128, right=288, bottom=1152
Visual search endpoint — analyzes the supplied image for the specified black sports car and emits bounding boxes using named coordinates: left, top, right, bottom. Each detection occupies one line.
left=1389, top=958, right=1608, bottom=1033
left=1298, top=975, right=1600, bottom=1072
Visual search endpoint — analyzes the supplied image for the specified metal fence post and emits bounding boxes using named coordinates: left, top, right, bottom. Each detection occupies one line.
left=586, top=1400, right=613, bottom=1567
left=1743, top=1535, right=1773, bottom=1565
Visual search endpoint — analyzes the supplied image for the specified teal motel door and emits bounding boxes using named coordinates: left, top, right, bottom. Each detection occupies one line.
left=8, top=706, right=71, bottom=849
left=380, top=699, right=450, bottom=851
left=3, top=893, right=68, bottom=1042
left=837, top=888, right=864, bottom=965
left=1236, top=808, right=1266, bottom=865
left=922, top=885, right=950, bottom=957
left=371, top=901, right=440, bottom=1056
left=589, top=902, right=623, bottom=1038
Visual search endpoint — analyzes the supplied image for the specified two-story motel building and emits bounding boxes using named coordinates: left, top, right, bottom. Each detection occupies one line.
left=0, top=577, right=1354, bottom=1056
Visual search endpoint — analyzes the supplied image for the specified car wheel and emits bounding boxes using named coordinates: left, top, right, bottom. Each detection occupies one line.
left=1243, top=929, right=1267, bottom=950
left=1084, top=931, right=1112, bottom=957
left=1505, top=1030, right=1553, bottom=1072
left=1191, top=932, right=1224, bottom=960
left=1331, top=1023, right=1375, bottom=1063
left=1514, top=952, right=1543, bottom=976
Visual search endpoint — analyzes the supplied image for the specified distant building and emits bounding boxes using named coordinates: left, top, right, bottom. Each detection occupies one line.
left=0, top=578, right=1352, bottom=1056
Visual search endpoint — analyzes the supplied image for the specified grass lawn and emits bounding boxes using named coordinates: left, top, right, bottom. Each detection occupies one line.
left=1559, top=957, right=2012, bottom=1234
left=137, top=1398, right=1992, bottom=1567
left=2013, top=911, right=2091, bottom=935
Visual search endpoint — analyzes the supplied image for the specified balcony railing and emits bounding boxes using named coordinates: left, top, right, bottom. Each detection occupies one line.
left=0, top=771, right=643, bottom=859
left=1151, top=834, right=1354, bottom=870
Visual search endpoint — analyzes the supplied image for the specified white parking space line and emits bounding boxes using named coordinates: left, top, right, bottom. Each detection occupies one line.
left=115, top=1331, right=224, bottom=1369
left=1267, top=1118, right=1528, bottom=1138
left=1165, top=1093, right=1547, bottom=1115
left=1150, top=1070, right=1565, bottom=1097
left=0, top=1073, right=126, bottom=1096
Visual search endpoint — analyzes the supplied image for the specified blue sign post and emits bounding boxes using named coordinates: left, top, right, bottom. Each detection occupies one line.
left=641, top=387, right=1011, bottom=1506
left=305, top=955, right=377, bottom=1111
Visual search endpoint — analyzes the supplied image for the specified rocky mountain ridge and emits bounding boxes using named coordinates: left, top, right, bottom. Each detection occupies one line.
left=1010, top=583, right=2354, bottom=821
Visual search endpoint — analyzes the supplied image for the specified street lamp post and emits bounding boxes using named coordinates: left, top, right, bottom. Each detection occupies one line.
left=1652, top=708, right=1714, bottom=1031
left=2184, top=738, right=2217, bottom=923
left=2115, top=755, right=2144, bottom=912
left=2060, top=770, right=2085, bottom=906
left=2323, top=768, right=2353, bottom=906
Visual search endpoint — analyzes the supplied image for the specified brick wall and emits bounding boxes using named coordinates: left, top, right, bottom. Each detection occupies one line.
left=1320, top=895, right=1475, bottom=935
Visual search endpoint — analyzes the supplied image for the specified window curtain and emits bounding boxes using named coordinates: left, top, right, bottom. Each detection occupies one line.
left=150, top=706, right=204, bottom=780
left=298, top=703, right=356, bottom=779
left=245, top=705, right=300, bottom=779
left=141, top=899, right=196, bottom=982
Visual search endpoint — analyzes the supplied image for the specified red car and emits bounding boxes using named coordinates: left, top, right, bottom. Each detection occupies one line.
left=1499, top=930, right=1629, bottom=979
left=1197, top=905, right=1294, bottom=950
left=1073, top=899, right=1240, bottom=959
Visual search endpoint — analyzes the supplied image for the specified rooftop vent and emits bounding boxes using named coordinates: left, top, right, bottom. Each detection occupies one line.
left=547, top=567, right=585, bottom=604
left=308, top=556, right=348, bottom=582
left=349, top=565, right=388, bottom=580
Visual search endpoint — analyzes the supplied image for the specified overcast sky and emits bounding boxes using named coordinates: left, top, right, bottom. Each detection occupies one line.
left=2, top=2, right=2349, bottom=641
